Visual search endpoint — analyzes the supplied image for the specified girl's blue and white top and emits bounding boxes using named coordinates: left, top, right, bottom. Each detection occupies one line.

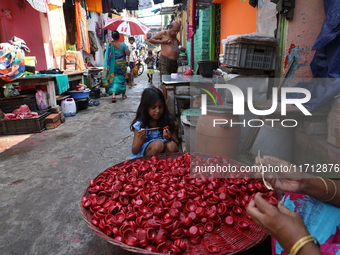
left=131, top=121, right=167, bottom=158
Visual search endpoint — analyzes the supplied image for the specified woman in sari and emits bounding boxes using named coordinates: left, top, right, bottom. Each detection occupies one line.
left=103, top=30, right=130, bottom=103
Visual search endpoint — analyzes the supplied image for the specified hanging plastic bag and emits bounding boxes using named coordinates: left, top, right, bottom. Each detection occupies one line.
left=35, top=90, right=48, bottom=110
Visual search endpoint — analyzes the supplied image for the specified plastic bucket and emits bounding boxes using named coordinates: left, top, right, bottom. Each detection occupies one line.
left=197, top=61, right=219, bottom=78
left=194, top=105, right=241, bottom=159
left=68, top=89, right=90, bottom=99
left=181, top=108, right=201, bottom=152
left=61, top=98, right=76, bottom=117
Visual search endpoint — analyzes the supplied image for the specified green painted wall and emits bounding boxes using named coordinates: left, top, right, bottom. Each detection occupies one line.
left=186, top=7, right=211, bottom=72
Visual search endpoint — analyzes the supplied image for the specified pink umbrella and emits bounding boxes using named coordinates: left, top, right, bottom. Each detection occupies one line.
left=104, top=17, right=150, bottom=35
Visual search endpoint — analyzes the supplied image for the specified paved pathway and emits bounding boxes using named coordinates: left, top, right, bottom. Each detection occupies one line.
left=0, top=70, right=161, bottom=255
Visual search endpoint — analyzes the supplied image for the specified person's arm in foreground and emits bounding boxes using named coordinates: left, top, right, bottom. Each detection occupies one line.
left=247, top=193, right=322, bottom=255
left=247, top=155, right=340, bottom=255
left=256, top=156, right=340, bottom=207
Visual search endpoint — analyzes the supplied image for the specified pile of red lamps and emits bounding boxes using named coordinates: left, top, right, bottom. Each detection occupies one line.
left=81, top=153, right=278, bottom=254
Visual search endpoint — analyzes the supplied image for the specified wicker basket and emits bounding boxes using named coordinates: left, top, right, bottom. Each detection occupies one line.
left=80, top=153, right=268, bottom=255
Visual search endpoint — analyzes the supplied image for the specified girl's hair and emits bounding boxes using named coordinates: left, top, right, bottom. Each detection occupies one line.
left=112, top=30, right=120, bottom=40
left=131, top=86, right=174, bottom=131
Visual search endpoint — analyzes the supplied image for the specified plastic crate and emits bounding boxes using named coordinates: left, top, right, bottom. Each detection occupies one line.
left=1, top=112, right=49, bottom=135
left=224, top=43, right=276, bottom=70
left=0, top=96, right=38, bottom=113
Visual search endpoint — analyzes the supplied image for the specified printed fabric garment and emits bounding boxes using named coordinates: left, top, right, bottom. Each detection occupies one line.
left=139, top=0, right=152, bottom=10
left=102, top=42, right=128, bottom=95
left=47, top=3, right=67, bottom=57
left=159, top=55, right=178, bottom=79
left=88, top=31, right=98, bottom=54
left=110, top=0, right=125, bottom=12
left=0, top=36, right=30, bottom=81
left=75, top=0, right=90, bottom=53
left=145, top=56, right=155, bottom=69
left=131, top=121, right=167, bottom=158
left=126, top=0, right=139, bottom=10
left=273, top=193, right=340, bottom=255
left=65, top=51, right=86, bottom=70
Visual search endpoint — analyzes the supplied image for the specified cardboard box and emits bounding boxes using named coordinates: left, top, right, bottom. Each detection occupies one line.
left=45, top=113, right=60, bottom=123
left=46, top=119, right=61, bottom=129
left=327, top=97, right=340, bottom=147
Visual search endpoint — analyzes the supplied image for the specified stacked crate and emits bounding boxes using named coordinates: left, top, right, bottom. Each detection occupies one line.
left=222, top=35, right=277, bottom=73
left=45, top=106, right=65, bottom=130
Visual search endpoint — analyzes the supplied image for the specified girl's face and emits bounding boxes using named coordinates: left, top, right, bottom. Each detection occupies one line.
left=148, top=99, right=164, bottom=121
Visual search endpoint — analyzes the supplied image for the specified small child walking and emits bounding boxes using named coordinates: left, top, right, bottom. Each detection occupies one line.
left=144, top=50, right=155, bottom=84
left=130, top=86, right=179, bottom=158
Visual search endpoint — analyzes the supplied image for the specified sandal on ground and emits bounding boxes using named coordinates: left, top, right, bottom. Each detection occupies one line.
left=112, top=97, right=117, bottom=103
left=122, top=95, right=127, bottom=99
left=88, top=99, right=95, bottom=106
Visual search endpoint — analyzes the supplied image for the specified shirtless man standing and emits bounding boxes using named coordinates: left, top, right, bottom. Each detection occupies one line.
left=148, top=21, right=186, bottom=80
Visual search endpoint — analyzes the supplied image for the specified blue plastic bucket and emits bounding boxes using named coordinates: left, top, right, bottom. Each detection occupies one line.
left=68, top=89, right=90, bottom=99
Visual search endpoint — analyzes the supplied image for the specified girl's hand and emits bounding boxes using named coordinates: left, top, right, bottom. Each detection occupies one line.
left=255, top=155, right=306, bottom=194
left=138, top=129, right=147, bottom=141
left=247, top=193, right=311, bottom=253
left=163, top=128, right=172, bottom=140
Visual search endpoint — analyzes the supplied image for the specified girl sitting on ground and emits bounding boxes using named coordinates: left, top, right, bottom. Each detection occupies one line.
left=130, top=86, right=179, bottom=158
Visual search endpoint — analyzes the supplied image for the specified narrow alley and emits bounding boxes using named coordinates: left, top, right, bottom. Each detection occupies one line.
left=0, top=71, right=161, bottom=255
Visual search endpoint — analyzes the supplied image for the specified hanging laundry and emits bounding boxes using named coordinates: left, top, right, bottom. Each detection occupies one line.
left=47, top=3, right=67, bottom=57
left=0, top=36, right=30, bottom=81
left=100, top=13, right=110, bottom=28
left=111, top=0, right=126, bottom=12
left=139, top=0, right=152, bottom=10
left=64, top=4, right=77, bottom=45
left=102, top=0, right=111, bottom=13
left=75, top=0, right=91, bottom=53
left=26, top=0, right=47, bottom=13
left=64, top=0, right=75, bottom=7
left=153, top=0, right=164, bottom=5
left=47, top=0, right=64, bottom=6
left=86, top=0, right=103, bottom=12
left=126, top=0, right=139, bottom=10
left=89, top=31, right=99, bottom=60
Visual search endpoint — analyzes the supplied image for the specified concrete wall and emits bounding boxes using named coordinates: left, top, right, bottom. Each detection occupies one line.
left=256, top=0, right=277, bottom=37
left=0, top=0, right=48, bottom=70
left=212, top=0, right=257, bottom=54
left=284, top=0, right=325, bottom=78
left=83, top=12, right=105, bottom=67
